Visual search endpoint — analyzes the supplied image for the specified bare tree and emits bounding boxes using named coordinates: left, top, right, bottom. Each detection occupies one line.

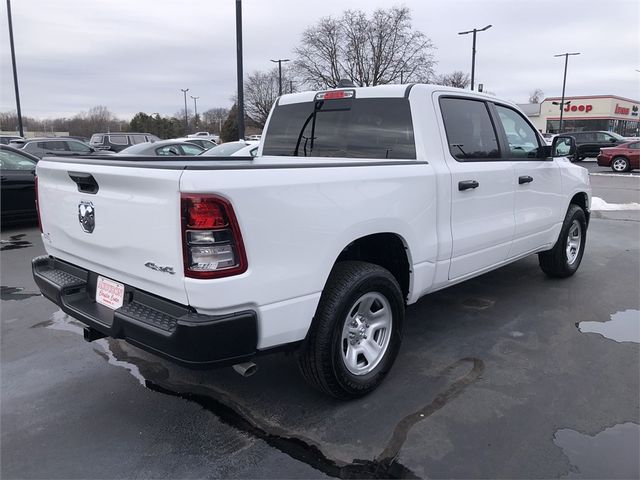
left=434, top=71, right=470, bottom=89
left=201, top=108, right=229, bottom=134
left=294, top=6, right=436, bottom=89
left=529, top=88, right=544, bottom=103
left=244, top=67, right=296, bottom=127
left=245, top=69, right=279, bottom=128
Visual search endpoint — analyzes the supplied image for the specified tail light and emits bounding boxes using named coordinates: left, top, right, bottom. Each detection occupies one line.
left=181, top=194, right=247, bottom=279
left=35, top=175, right=43, bottom=233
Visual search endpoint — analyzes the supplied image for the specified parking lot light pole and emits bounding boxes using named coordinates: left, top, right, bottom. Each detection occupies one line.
left=6, top=0, right=24, bottom=137
left=181, top=88, right=189, bottom=135
left=236, top=0, right=245, bottom=140
left=190, top=96, right=199, bottom=129
left=554, top=52, right=580, bottom=133
left=458, top=24, right=492, bottom=91
left=270, top=58, right=290, bottom=96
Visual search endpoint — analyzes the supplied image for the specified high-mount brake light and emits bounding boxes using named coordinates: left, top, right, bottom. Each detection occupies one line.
left=315, top=90, right=355, bottom=101
left=181, top=194, right=247, bottom=279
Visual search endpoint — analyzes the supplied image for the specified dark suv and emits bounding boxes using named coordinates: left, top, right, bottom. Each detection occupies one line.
left=18, top=138, right=99, bottom=159
left=89, top=133, right=160, bottom=152
left=570, top=131, right=627, bottom=160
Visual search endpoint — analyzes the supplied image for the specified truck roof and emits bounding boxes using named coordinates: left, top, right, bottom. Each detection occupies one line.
left=278, top=83, right=505, bottom=106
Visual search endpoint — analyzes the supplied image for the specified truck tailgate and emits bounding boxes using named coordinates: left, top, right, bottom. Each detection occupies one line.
left=36, top=159, right=188, bottom=304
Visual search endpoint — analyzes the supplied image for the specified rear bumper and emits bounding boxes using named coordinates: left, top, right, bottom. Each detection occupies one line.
left=596, top=154, right=610, bottom=166
left=32, top=255, right=258, bottom=368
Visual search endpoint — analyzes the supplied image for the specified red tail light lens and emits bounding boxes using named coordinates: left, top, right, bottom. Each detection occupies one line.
left=181, top=194, right=247, bottom=279
left=35, top=175, right=43, bottom=233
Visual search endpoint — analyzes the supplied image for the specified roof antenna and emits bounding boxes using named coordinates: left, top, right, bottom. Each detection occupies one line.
left=337, top=79, right=356, bottom=88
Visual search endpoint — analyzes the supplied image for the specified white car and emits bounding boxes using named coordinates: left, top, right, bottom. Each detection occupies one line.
left=32, top=84, right=590, bottom=398
left=187, top=131, right=218, bottom=142
left=171, top=137, right=217, bottom=150
left=198, top=140, right=258, bottom=157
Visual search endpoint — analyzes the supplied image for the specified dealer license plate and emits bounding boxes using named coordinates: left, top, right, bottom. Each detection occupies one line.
left=96, top=276, right=125, bottom=310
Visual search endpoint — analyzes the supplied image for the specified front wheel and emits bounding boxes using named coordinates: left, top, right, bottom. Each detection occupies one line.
left=611, top=156, right=630, bottom=172
left=297, top=261, right=404, bottom=399
left=538, top=204, right=587, bottom=278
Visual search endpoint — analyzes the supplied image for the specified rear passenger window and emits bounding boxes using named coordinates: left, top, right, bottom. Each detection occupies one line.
left=440, top=97, right=500, bottom=161
left=43, top=141, right=68, bottom=151
left=108, top=135, right=128, bottom=145
left=495, top=105, right=541, bottom=158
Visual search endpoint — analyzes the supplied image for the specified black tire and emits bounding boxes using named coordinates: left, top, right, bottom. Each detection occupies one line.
left=538, top=204, right=587, bottom=278
left=297, top=261, right=404, bottom=399
left=611, top=156, right=630, bottom=173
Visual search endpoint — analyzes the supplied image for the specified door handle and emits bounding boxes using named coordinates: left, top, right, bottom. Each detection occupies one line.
left=518, top=175, right=534, bottom=184
left=458, top=180, right=479, bottom=191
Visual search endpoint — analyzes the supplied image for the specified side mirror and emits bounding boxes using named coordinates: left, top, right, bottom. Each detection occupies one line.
left=610, top=137, right=617, bottom=143
left=552, top=135, right=577, bottom=160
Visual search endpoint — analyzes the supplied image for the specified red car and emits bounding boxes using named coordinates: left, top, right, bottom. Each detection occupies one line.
left=597, top=141, right=639, bottom=172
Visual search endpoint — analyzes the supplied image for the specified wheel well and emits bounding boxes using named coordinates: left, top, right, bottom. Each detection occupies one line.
left=570, top=192, right=590, bottom=226
left=335, top=233, right=411, bottom=300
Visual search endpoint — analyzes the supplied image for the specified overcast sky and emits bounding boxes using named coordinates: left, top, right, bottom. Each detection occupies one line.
left=1, top=0, right=638, bottom=119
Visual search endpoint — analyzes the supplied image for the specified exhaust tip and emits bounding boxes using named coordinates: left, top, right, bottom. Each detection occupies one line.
left=232, top=362, right=257, bottom=377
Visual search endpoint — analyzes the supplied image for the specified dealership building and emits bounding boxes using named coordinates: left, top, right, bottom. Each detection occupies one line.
left=518, top=95, right=640, bottom=136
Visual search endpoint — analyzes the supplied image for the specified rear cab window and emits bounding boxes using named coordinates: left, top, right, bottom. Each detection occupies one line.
left=262, top=95, right=416, bottom=159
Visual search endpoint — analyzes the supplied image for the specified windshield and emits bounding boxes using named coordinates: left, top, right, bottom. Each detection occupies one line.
left=262, top=97, right=416, bottom=159
left=199, top=142, right=247, bottom=156
left=609, top=131, right=626, bottom=141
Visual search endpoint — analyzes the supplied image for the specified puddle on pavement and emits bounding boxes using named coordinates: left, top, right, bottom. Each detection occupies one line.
left=1, top=286, right=40, bottom=301
left=37, top=310, right=484, bottom=479
left=577, top=309, right=640, bottom=343
left=554, top=422, right=640, bottom=479
left=0, top=234, right=32, bottom=251
left=34, top=310, right=147, bottom=385
left=461, top=297, right=495, bottom=310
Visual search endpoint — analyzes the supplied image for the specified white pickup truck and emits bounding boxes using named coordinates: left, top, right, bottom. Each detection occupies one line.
left=32, top=84, right=590, bottom=398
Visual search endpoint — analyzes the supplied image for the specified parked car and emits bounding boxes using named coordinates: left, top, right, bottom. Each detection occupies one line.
left=597, top=141, right=639, bottom=172
left=18, top=138, right=100, bottom=159
left=117, top=140, right=204, bottom=156
left=32, top=84, right=590, bottom=399
left=89, top=133, right=160, bottom=152
left=541, top=132, right=556, bottom=145
left=187, top=131, right=218, bottom=142
left=199, top=140, right=257, bottom=157
left=0, top=135, right=23, bottom=145
left=569, top=131, right=627, bottom=160
left=171, top=137, right=217, bottom=150
left=247, top=134, right=262, bottom=141
left=0, top=144, right=38, bottom=223
left=231, top=143, right=259, bottom=157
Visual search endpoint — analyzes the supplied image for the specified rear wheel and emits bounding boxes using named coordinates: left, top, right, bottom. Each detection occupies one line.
left=538, top=204, right=587, bottom=278
left=298, top=261, right=404, bottom=399
left=611, top=156, right=630, bottom=172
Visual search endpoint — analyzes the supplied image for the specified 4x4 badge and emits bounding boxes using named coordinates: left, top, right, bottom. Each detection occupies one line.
left=78, top=201, right=95, bottom=233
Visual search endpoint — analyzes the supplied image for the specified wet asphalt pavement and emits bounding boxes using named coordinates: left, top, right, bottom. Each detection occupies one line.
left=2, top=161, right=639, bottom=479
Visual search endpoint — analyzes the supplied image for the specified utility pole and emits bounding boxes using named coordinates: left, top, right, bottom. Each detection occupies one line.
left=190, top=95, right=199, bottom=130
left=270, top=58, right=290, bottom=96
left=458, top=24, right=492, bottom=91
left=180, top=88, right=189, bottom=135
left=236, top=0, right=245, bottom=140
left=554, top=52, right=580, bottom=133
left=6, top=0, right=24, bottom=137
